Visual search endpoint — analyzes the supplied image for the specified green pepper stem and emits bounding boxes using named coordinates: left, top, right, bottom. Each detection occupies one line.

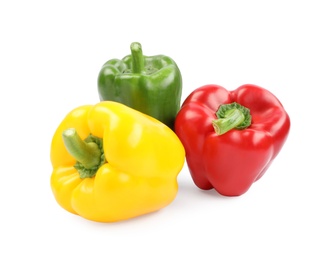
left=130, top=42, right=145, bottom=73
left=212, top=102, right=252, bottom=135
left=62, top=128, right=101, bottom=169
left=212, top=109, right=245, bottom=135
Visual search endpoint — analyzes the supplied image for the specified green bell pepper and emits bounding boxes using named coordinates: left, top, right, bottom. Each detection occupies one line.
left=97, top=42, right=182, bottom=129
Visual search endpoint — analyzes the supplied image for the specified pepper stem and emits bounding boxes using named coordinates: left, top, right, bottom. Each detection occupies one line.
left=62, top=128, right=101, bottom=169
left=130, top=42, right=145, bottom=73
left=212, top=102, right=252, bottom=135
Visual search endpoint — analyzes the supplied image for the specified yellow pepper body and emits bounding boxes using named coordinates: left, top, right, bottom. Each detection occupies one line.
left=50, top=101, right=185, bottom=222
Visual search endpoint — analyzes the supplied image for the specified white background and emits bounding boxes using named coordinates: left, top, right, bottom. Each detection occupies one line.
left=1, top=0, right=327, bottom=259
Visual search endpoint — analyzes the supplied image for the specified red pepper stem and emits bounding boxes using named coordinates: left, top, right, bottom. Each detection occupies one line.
left=62, top=128, right=101, bottom=169
left=212, top=109, right=245, bottom=135
left=130, top=42, right=145, bottom=74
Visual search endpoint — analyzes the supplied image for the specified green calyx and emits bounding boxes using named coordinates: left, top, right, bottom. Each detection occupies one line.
left=129, top=42, right=159, bottom=75
left=212, top=102, right=252, bottom=135
left=62, top=128, right=106, bottom=178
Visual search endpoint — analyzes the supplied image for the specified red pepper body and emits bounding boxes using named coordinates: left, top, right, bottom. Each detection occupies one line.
left=174, top=84, right=290, bottom=196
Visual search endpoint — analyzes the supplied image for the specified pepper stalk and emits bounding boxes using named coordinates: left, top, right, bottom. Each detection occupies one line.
left=130, top=42, right=145, bottom=74
left=62, top=128, right=106, bottom=178
left=212, top=102, right=252, bottom=135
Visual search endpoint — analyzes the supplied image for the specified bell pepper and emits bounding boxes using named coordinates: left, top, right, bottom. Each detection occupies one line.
left=50, top=101, right=185, bottom=222
left=174, top=84, right=290, bottom=196
left=97, top=42, right=182, bottom=129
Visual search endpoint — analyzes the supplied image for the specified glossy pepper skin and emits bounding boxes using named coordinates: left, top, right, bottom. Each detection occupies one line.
left=174, top=84, right=290, bottom=196
left=50, top=101, right=185, bottom=222
left=97, top=42, right=182, bottom=129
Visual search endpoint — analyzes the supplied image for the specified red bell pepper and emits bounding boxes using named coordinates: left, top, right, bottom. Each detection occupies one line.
left=174, top=84, right=290, bottom=196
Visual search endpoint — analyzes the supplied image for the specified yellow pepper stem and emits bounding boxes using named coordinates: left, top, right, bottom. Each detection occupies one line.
left=62, top=128, right=104, bottom=178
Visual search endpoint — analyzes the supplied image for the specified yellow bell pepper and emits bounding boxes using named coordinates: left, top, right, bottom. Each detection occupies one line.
left=50, top=101, right=185, bottom=222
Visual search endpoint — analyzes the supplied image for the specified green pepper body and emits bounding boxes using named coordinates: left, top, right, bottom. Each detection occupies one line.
left=97, top=42, right=182, bottom=129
